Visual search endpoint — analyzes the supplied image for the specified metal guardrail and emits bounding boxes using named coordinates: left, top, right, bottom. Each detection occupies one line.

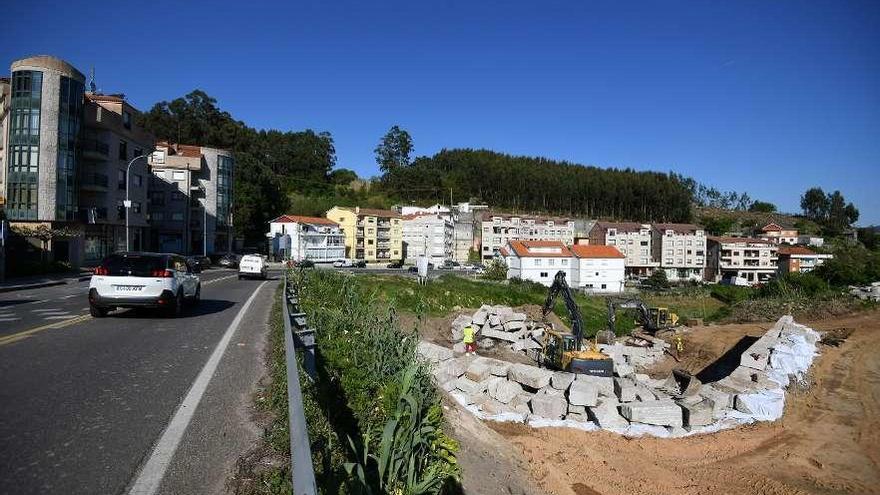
left=281, top=271, right=318, bottom=494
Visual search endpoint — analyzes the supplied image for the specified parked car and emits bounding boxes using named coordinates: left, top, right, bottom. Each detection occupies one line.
left=333, top=259, right=353, bottom=268
left=408, top=266, right=418, bottom=273
left=239, top=254, right=268, bottom=280
left=354, top=260, right=367, bottom=268
left=386, top=261, right=403, bottom=269
left=88, top=252, right=201, bottom=318
left=218, top=253, right=240, bottom=268
left=187, top=255, right=212, bottom=272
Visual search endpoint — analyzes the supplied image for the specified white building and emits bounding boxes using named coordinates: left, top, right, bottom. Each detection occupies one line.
left=652, top=223, right=707, bottom=282
left=706, top=237, right=778, bottom=286
left=570, top=244, right=625, bottom=293
left=398, top=203, right=451, bottom=217
left=401, top=213, right=454, bottom=265
left=267, top=214, right=345, bottom=262
left=481, top=214, right=575, bottom=260
left=777, top=246, right=833, bottom=274
left=588, top=222, right=659, bottom=277
left=502, top=240, right=573, bottom=286
left=796, top=235, right=825, bottom=248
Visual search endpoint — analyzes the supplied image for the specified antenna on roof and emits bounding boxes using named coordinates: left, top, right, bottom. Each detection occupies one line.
left=88, top=67, right=97, bottom=93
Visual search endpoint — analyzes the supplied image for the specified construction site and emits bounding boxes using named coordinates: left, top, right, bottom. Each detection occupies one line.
left=410, top=271, right=880, bottom=495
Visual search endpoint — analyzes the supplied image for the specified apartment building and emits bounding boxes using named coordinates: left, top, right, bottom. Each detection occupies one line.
left=0, top=77, right=9, bottom=208
left=325, top=206, right=403, bottom=262
left=452, top=202, right=488, bottom=263
left=777, top=246, right=832, bottom=274
left=267, top=214, right=345, bottom=262
left=588, top=222, right=659, bottom=277
left=502, top=240, right=573, bottom=286
left=570, top=244, right=625, bottom=293
left=651, top=223, right=707, bottom=281
left=796, top=235, right=824, bottom=248
left=759, top=222, right=798, bottom=245
left=706, top=237, right=778, bottom=286
left=146, top=143, right=234, bottom=255
left=3, top=56, right=87, bottom=265
left=401, top=213, right=453, bottom=265
left=481, top=214, right=575, bottom=260
left=79, top=92, right=154, bottom=262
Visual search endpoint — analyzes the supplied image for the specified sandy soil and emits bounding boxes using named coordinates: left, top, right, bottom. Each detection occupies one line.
left=450, top=310, right=880, bottom=495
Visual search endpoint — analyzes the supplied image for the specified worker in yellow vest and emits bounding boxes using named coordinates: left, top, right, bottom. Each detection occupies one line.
left=463, top=324, right=476, bottom=355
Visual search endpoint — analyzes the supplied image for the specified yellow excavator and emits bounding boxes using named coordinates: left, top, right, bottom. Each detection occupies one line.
left=606, top=297, right=679, bottom=335
left=539, top=271, right=614, bottom=377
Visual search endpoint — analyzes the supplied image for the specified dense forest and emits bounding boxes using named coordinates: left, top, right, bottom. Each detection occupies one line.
left=381, top=149, right=693, bottom=222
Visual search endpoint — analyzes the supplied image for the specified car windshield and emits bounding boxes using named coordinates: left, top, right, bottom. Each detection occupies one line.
left=103, top=254, right=167, bottom=276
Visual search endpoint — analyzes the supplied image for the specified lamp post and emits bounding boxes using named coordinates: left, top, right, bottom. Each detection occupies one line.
left=125, top=152, right=152, bottom=252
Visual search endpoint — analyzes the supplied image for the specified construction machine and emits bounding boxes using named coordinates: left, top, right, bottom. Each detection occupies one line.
left=606, top=297, right=679, bottom=335
left=539, top=271, right=614, bottom=377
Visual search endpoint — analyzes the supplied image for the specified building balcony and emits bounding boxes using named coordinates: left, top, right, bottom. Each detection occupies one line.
left=80, top=206, right=108, bottom=223
left=80, top=139, right=110, bottom=160
left=81, top=172, right=109, bottom=191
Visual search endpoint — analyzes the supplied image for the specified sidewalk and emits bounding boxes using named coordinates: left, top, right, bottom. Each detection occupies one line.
left=0, top=270, right=93, bottom=293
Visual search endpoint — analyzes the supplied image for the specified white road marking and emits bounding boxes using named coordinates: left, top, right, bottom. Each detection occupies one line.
left=27, top=299, right=50, bottom=305
left=60, top=294, right=79, bottom=299
left=43, top=315, right=75, bottom=320
left=127, top=280, right=268, bottom=495
left=32, top=308, right=68, bottom=313
left=0, top=317, right=21, bottom=322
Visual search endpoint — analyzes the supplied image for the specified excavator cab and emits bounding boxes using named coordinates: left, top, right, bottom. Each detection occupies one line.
left=648, top=307, right=679, bottom=329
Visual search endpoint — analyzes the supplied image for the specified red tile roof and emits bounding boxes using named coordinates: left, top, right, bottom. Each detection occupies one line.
left=271, top=214, right=339, bottom=226
left=506, top=240, right=572, bottom=258
left=777, top=246, right=817, bottom=256
left=571, top=245, right=625, bottom=259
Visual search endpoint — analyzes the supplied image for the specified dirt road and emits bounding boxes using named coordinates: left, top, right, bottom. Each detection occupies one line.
left=453, top=311, right=880, bottom=495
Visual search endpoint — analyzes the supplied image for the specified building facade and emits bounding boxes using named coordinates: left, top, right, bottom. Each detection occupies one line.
left=570, top=244, right=625, bottom=293
left=79, top=93, right=154, bottom=262
left=4, top=56, right=87, bottom=265
left=267, top=214, right=345, bottom=262
left=588, top=222, right=659, bottom=277
left=502, top=240, right=573, bottom=286
left=146, top=143, right=234, bottom=255
left=401, top=213, right=453, bottom=265
left=481, top=214, right=575, bottom=260
left=759, top=222, right=798, bottom=245
left=325, top=206, right=403, bottom=262
left=651, top=223, right=707, bottom=281
left=796, top=235, right=824, bottom=248
left=0, top=77, right=9, bottom=208
left=706, top=237, right=778, bottom=286
left=777, top=246, right=832, bottom=274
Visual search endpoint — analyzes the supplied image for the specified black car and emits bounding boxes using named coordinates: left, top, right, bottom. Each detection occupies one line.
left=408, top=266, right=418, bottom=273
left=354, top=260, right=367, bottom=268
left=186, top=256, right=211, bottom=272
left=297, top=259, right=315, bottom=268
left=218, top=253, right=240, bottom=268
left=386, top=261, right=403, bottom=269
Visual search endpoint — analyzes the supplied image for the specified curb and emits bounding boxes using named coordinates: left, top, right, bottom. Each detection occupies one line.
left=0, top=280, right=68, bottom=293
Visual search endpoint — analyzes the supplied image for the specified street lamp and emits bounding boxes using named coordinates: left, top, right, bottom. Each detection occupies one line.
left=125, top=151, right=153, bottom=252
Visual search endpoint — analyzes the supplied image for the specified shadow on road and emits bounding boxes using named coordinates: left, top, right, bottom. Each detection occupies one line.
left=110, top=299, right=237, bottom=320
left=0, top=299, right=36, bottom=307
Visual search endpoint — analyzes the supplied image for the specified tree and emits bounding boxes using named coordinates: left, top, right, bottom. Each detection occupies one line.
left=645, top=270, right=671, bottom=289
left=800, top=187, right=829, bottom=221
left=374, top=125, right=413, bottom=173
left=700, top=216, right=735, bottom=236
left=329, top=168, right=359, bottom=185
left=482, top=258, right=508, bottom=281
left=748, top=200, right=777, bottom=213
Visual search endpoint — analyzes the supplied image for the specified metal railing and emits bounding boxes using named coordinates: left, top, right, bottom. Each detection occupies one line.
left=281, top=271, right=318, bottom=495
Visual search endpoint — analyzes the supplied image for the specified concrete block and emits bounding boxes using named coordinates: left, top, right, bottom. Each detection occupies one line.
left=568, top=380, right=599, bottom=407
left=511, top=338, right=542, bottom=352
left=678, top=399, right=714, bottom=427
left=729, top=366, right=776, bottom=390
left=576, top=375, right=615, bottom=397
left=417, top=341, right=454, bottom=363
left=484, top=358, right=511, bottom=376
left=501, top=311, right=527, bottom=324
left=452, top=342, right=467, bottom=355
left=614, top=377, right=637, bottom=402
left=472, top=309, right=488, bottom=326
left=481, top=329, right=520, bottom=342
left=614, top=362, right=635, bottom=378
left=537, top=386, right=565, bottom=398
left=589, top=398, right=629, bottom=428
left=620, top=400, right=683, bottom=427
left=740, top=341, right=772, bottom=371
left=484, top=376, right=505, bottom=397
left=700, top=386, right=733, bottom=418
left=480, top=398, right=518, bottom=415
left=488, top=380, right=523, bottom=404
left=451, top=314, right=472, bottom=340
left=440, top=380, right=456, bottom=392
left=469, top=392, right=491, bottom=407
left=530, top=392, right=568, bottom=419
left=551, top=372, right=575, bottom=391
left=510, top=392, right=533, bottom=414
left=477, top=339, right=495, bottom=350
left=455, top=376, right=488, bottom=395
left=431, top=358, right=465, bottom=386
left=567, top=404, right=587, bottom=415
left=566, top=412, right=591, bottom=422
left=503, top=320, right=526, bottom=331
left=465, top=359, right=493, bottom=382
left=489, top=314, right=501, bottom=326
left=508, top=363, right=553, bottom=389
left=634, top=385, right=657, bottom=402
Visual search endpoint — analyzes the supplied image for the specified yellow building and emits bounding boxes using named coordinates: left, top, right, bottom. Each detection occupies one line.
left=326, top=206, right=403, bottom=262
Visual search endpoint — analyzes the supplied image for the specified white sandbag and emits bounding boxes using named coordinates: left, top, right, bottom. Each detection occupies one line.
left=734, top=388, right=786, bottom=421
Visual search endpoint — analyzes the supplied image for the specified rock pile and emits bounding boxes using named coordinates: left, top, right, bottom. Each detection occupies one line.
left=450, top=305, right=545, bottom=353
left=422, top=315, right=821, bottom=437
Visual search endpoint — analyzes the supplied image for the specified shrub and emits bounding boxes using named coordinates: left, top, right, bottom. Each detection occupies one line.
left=644, top=270, right=671, bottom=289
left=710, top=284, right=755, bottom=304
left=481, top=258, right=508, bottom=281
left=759, top=272, right=830, bottom=298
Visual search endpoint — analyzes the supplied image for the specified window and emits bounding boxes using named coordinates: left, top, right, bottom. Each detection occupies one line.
left=535, top=258, right=542, bottom=266
left=172, top=170, right=186, bottom=181
left=123, top=111, right=132, bottom=129
left=540, top=272, right=548, bottom=278
left=6, top=70, right=43, bottom=220
left=118, top=169, right=126, bottom=189
left=640, top=241, right=648, bottom=246
left=561, top=259, right=568, bottom=265
left=368, top=239, right=374, bottom=245
left=133, top=174, right=143, bottom=187
left=150, top=212, right=164, bottom=221
left=601, top=284, right=607, bottom=290
left=548, top=258, right=555, bottom=266
left=132, top=202, right=141, bottom=214
left=118, top=140, right=128, bottom=160
left=171, top=212, right=184, bottom=221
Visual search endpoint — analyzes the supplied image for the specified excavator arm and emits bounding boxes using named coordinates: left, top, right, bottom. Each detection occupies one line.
left=542, top=271, right=584, bottom=351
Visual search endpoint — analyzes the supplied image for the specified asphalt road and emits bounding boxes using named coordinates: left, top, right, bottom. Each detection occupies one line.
left=0, top=269, right=277, bottom=495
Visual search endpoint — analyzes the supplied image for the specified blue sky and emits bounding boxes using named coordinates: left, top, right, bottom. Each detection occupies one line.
left=4, top=0, right=879, bottom=224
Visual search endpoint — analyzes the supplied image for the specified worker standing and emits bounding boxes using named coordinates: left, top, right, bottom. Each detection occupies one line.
left=463, top=324, right=476, bottom=356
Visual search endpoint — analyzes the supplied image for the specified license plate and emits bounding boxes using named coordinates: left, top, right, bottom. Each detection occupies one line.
left=114, top=285, right=143, bottom=292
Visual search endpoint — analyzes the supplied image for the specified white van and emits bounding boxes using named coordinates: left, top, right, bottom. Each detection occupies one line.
left=238, top=254, right=268, bottom=280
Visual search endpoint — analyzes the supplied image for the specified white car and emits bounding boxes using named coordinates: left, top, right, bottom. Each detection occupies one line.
left=333, top=259, right=353, bottom=268
left=88, top=252, right=201, bottom=318
left=238, top=254, right=268, bottom=279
